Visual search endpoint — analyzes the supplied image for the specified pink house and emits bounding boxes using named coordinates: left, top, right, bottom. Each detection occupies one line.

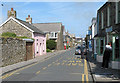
left=0, top=16, right=46, bottom=57
left=34, top=33, right=46, bottom=56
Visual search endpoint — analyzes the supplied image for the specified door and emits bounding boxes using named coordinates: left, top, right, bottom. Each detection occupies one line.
left=26, top=42, right=33, bottom=61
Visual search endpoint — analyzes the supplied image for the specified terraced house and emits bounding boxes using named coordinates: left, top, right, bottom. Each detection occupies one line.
left=0, top=8, right=46, bottom=57
left=33, top=23, right=64, bottom=50
left=96, top=1, right=120, bottom=69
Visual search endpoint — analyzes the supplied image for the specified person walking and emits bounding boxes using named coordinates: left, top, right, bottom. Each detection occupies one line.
left=102, top=42, right=112, bottom=69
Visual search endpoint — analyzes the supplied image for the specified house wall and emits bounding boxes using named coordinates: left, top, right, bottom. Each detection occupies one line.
left=96, top=2, right=120, bottom=69
left=0, top=19, right=32, bottom=38
left=1, top=38, right=26, bottom=67
left=57, top=25, right=64, bottom=50
left=33, top=33, right=46, bottom=56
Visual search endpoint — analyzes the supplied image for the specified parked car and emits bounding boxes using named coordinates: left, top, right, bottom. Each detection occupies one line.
left=83, top=47, right=87, bottom=55
left=75, top=46, right=82, bottom=55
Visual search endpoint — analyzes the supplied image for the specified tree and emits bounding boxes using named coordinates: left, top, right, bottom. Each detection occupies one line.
left=46, top=40, right=56, bottom=50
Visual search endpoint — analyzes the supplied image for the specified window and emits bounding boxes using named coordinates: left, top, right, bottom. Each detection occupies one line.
left=37, top=39, right=38, bottom=41
left=116, top=2, right=118, bottom=24
left=100, top=39, right=104, bottom=54
left=37, top=43, right=38, bottom=53
left=96, top=39, right=99, bottom=54
left=97, top=13, right=99, bottom=33
left=107, top=6, right=110, bottom=26
left=40, top=43, right=41, bottom=46
left=101, top=12, right=104, bottom=29
left=51, top=33, right=54, bottom=37
left=118, top=2, right=120, bottom=23
left=115, top=36, right=119, bottom=59
left=55, top=33, right=57, bottom=37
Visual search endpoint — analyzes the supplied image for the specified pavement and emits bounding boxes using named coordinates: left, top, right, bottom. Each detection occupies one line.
left=0, top=50, right=66, bottom=76
left=1, top=48, right=93, bottom=82
left=86, top=52, right=120, bottom=83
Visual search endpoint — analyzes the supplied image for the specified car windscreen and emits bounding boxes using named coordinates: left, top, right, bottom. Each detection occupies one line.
left=76, top=46, right=81, bottom=49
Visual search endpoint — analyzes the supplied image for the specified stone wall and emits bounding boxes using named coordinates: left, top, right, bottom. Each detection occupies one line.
left=0, top=37, right=26, bottom=67
left=0, top=19, right=32, bottom=38
left=57, top=25, right=64, bottom=50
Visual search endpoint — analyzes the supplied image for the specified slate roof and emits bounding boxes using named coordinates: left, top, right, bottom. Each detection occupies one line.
left=32, top=23, right=62, bottom=32
left=15, top=18, right=45, bottom=34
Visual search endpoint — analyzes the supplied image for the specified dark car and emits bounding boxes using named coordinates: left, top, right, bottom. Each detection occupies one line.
left=75, top=46, right=82, bottom=55
left=83, top=46, right=87, bottom=55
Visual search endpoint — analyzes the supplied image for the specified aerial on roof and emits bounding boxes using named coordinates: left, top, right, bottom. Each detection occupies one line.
left=32, top=23, right=62, bottom=32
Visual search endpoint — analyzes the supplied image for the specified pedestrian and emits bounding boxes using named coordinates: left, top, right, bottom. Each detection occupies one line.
left=101, top=42, right=112, bottom=69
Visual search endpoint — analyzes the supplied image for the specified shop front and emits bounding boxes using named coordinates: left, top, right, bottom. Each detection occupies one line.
left=111, top=33, right=120, bottom=69
left=96, top=37, right=105, bottom=62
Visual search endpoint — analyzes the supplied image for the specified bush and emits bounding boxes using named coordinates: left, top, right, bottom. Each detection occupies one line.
left=17, top=36, right=29, bottom=39
left=46, top=40, right=56, bottom=50
left=46, top=49, right=52, bottom=52
left=1, top=32, right=16, bottom=37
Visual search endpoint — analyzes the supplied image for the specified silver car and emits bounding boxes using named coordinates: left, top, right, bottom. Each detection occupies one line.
left=75, top=46, right=82, bottom=55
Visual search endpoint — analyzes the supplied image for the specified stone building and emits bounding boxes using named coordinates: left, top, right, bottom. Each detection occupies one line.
left=64, top=32, right=75, bottom=49
left=0, top=16, right=46, bottom=57
left=33, top=23, right=64, bottom=50
left=96, top=1, right=120, bottom=69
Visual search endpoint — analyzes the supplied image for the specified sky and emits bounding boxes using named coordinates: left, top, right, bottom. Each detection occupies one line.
left=1, top=1, right=106, bottom=38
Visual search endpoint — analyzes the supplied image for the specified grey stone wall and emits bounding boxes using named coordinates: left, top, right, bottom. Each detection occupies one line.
left=0, top=19, right=32, bottom=38
left=0, top=37, right=26, bottom=67
left=57, top=25, right=64, bottom=50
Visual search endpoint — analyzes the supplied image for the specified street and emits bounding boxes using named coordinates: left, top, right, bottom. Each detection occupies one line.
left=1, top=48, right=93, bottom=82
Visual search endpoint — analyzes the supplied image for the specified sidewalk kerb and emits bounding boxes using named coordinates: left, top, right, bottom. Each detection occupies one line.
left=1, top=62, right=37, bottom=76
left=0, top=50, right=66, bottom=76
left=86, top=56, right=95, bottom=83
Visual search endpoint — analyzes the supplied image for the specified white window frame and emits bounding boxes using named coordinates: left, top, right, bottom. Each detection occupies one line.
left=116, top=2, right=118, bottom=24
left=101, top=12, right=104, bottom=29
left=107, top=6, right=110, bottom=26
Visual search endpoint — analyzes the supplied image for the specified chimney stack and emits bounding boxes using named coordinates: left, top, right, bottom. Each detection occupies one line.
left=28, top=15, right=30, bottom=18
left=7, top=8, right=16, bottom=18
left=11, top=8, right=13, bottom=11
left=26, top=15, right=32, bottom=24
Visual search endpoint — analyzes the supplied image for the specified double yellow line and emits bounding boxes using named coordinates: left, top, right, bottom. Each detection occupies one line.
left=1, top=53, right=58, bottom=79
left=82, top=59, right=89, bottom=83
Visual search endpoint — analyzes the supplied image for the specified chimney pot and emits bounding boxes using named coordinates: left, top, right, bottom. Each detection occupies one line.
left=11, top=8, right=13, bottom=11
left=28, top=15, right=30, bottom=18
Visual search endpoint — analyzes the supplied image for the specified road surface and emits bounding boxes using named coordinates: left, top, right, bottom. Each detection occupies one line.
left=1, top=48, right=93, bottom=83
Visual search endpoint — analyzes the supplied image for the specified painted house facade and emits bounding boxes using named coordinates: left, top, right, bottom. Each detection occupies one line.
left=33, top=23, right=64, bottom=50
left=96, top=1, right=120, bottom=69
left=0, top=16, right=46, bottom=57
left=91, top=17, right=97, bottom=59
left=87, top=26, right=92, bottom=52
